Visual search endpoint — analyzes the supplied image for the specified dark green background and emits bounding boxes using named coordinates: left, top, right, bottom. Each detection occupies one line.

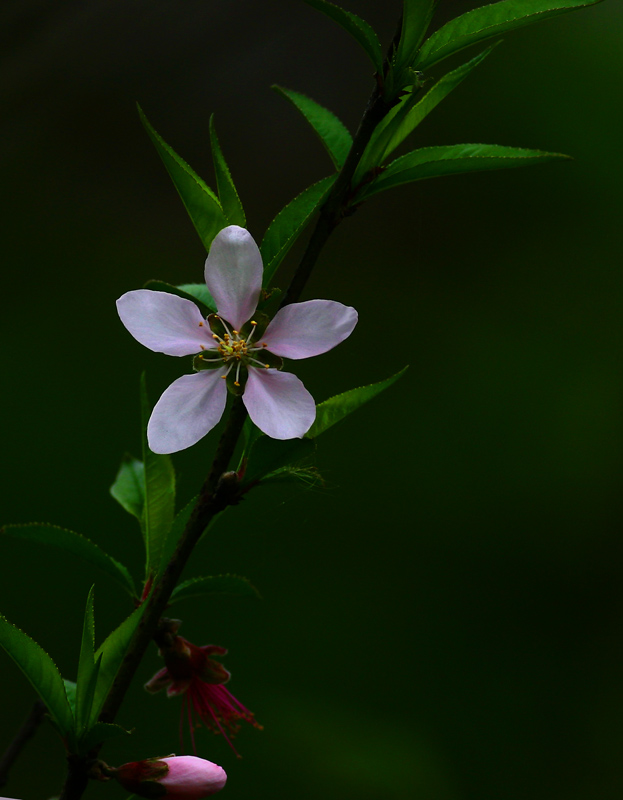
left=2, top=1, right=622, bottom=798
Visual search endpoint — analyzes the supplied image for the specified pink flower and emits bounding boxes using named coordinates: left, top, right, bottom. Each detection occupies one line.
left=115, top=755, right=226, bottom=799
left=145, top=634, right=260, bottom=754
left=117, top=225, right=358, bottom=453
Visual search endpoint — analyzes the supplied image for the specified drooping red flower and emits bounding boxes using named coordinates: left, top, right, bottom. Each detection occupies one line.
left=145, top=633, right=261, bottom=754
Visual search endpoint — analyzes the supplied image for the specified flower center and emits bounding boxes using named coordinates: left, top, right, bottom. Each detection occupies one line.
left=211, top=316, right=271, bottom=386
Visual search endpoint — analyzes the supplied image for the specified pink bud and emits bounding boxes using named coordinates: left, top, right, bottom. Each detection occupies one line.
left=115, top=755, right=227, bottom=799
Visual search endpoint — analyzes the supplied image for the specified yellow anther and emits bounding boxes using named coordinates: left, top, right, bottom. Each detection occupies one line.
left=251, top=320, right=257, bottom=326
left=199, top=321, right=204, bottom=326
left=262, top=342, right=267, bottom=347
left=264, top=364, right=269, bottom=368
left=234, top=381, right=240, bottom=387
left=232, top=330, right=239, bottom=336
left=220, top=375, right=227, bottom=380
left=212, top=334, right=218, bottom=339
left=200, top=344, right=205, bottom=350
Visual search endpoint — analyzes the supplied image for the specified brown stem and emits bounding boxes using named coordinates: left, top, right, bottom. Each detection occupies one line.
left=0, top=700, right=47, bottom=788
left=59, top=15, right=405, bottom=800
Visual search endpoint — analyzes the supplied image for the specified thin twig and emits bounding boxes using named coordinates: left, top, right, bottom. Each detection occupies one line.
left=58, top=13, right=407, bottom=799
left=0, top=700, right=47, bottom=788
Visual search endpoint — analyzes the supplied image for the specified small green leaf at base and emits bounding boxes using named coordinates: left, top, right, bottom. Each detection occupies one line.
left=170, top=575, right=261, bottom=604
left=0, top=614, right=74, bottom=738
left=80, top=722, right=131, bottom=755
left=241, top=436, right=316, bottom=486
left=306, top=367, right=409, bottom=438
left=110, top=455, right=145, bottom=524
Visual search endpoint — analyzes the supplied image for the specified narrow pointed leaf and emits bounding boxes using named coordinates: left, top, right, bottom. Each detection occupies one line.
left=359, top=143, right=571, bottom=200
left=90, top=601, right=148, bottom=726
left=138, top=104, right=228, bottom=251
left=260, top=175, right=335, bottom=285
left=394, top=0, right=437, bottom=70
left=170, top=575, right=261, bottom=604
left=209, top=115, right=246, bottom=226
left=306, top=367, right=409, bottom=438
left=110, top=455, right=145, bottom=525
left=79, top=721, right=131, bottom=755
left=415, top=0, right=605, bottom=71
left=75, top=587, right=96, bottom=733
left=64, top=679, right=77, bottom=716
left=140, top=375, right=176, bottom=578
left=0, top=614, right=74, bottom=736
left=242, top=436, right=315, bottom=487
left=359, top=45, right=497, bottom=180
left=1, top=524, right=137, bottom=598
left=273, top=86, right=352, bottom=169
left=143, top=280, right=216, bottom=316
left=301, top=0, right=383, bottom=72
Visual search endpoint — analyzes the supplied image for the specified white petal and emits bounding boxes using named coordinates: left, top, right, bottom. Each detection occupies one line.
left=243, top=368, right=316, bottom=439
left=204, top=226, right=262, bottom=331
left=262, top=299, right=358, bottom=359
left=147, top=370, right=228, bottom=454
left=116, top=290, right=214, bottom=356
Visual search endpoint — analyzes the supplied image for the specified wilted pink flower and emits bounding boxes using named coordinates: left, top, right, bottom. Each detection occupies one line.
left=115, top=755, right=226, bottom=799
left=145, top=634, right=260, bottom=754
left=117, top=225, right=358, bottom=453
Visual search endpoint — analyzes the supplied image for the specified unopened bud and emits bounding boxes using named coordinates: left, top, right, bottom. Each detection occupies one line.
left=114, top=756, right=227, bottom=799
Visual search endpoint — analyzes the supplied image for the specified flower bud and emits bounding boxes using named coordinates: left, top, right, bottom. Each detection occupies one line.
left=115, top=755, right=227, bottom=799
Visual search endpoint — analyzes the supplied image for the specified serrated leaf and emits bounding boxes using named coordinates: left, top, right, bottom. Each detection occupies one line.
left=0, top=614, right=74, bottom=737
left=306, top=367, right=409, bottom=438
left=394, top=0, right=437, bottom=71
left=143, top=280, right=216, bottom=317
left=75, top=587, right=97, bottom=734
left=80, top=721, right=131, bottom=754
left=260, top=175, right=335, bottom=285
left=110, top=455, right=145, bottom=525
left=273, top=86, right=352, bottom=169
left=1, top=524, right=136, bottom=598
left=89, top=602, right=148, bottom=727
left=64, top=678, right=77, bottom=716
left=301, top=0, right=383, bottom=72
left=209, top=115, right=246, bottom=227
left=358, top=143, right=570, bottom=200
left=140, top=375, right=176, bottom=578
left=415, top=0, right=605, bottom=71
left=170, top=575, right=261, bottom=604
left=241, top=436, right=315, bottom=487
left=138, top=104, right=228, bottom=252
left=358, top=45, right=498, bottom=180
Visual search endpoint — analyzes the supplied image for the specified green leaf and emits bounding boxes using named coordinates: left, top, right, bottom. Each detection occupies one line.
left=1, top=524, right=137, bottom=598
left=358, top=143, right=570, bottom=200
left=170, top=574, right=261, bottom=604
left=241, top=436, right=315, bottom=486
left=415, top=0, right=605, bottom=71
left=272, top=86, right=352, bottom=169
left=64, top=678, right=77, bottom=716
left=0, top=614, right=74, bottom=737
left=157, top=496, right=195, bottom=576
left=140, top=375, right=176, bottom=578
left=301, top=0, right=383, bottom=72
left=75, top=587, right=97, bottom=734
left=209, top=115, right=246, bottom=227
left=260, top=175, right=335, bottom=285
left=306, top=367, right=409, bottom=438
left=143, top=280, right=216, bottom=316
left=89, top=602, right=148, bottom=726
left=110, top=455, right=144, bottom=524
left=138, top=104, right=228, bottom=252
left=358, top=45, right=498, bottom=180
left=394, top=0, right=437, bottom=70
left=79, top=721, right=131, bottom=754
